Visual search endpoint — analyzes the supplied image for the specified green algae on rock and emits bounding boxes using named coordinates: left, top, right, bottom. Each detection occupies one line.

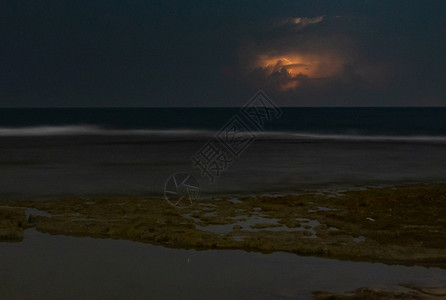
left=313, top=283, right=446, bottom=299
left=0, top=207, right=26, bottom=242
left=0, top=183, right=445, bottom=268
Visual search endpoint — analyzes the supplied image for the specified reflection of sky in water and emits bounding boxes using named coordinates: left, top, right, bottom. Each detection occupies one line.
left=1, top=229, right=445, bottom=299
left=186, top=210, right=322, bottom=238
left=1, top=135, right=446, bottom=198
left=0, top=206, right=51, bottom=219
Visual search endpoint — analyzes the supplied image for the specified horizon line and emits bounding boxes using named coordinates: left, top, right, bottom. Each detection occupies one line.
left=1, top=106, right=446, bottom=109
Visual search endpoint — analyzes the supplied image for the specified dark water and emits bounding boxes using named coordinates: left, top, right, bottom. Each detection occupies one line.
left=1, top=108, right=446, bottom=135
left=1, top=229, right=445, bottom=299
left=0, top=108, right=445, bottom=197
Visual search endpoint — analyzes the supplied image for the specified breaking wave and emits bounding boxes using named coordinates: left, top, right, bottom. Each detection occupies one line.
left=0, top=126, right=446, bottom=143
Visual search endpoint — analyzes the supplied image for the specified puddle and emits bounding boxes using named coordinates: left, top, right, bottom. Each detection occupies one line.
left=190, top=214, right=322, bottom=237
left=1, top=229, right=445, bottom=299
left=308, top=206, right=338, bottom=213
left=228, top=197, right=243, bottom=204
left=0, top=205, right=52, bottom=219
left=354, top=236, right=366, bottom=243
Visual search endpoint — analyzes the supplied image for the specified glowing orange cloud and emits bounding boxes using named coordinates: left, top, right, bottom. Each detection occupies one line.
left=278, top=80, right=299, bottom=91
left=252, top=52, right=346, bottom=91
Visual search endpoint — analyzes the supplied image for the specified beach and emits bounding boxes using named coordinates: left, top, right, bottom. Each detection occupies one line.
left=1, top=108, right=446, bottom=298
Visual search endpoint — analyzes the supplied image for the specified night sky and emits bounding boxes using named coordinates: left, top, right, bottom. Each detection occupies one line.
left=1, top=1, right=445, bottom=107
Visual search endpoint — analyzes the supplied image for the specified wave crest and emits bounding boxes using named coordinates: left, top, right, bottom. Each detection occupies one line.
left=0, top=126, right=445, bottom=143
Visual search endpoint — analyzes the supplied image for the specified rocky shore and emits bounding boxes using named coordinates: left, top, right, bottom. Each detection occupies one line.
left=1, top=183, right=445, bottom=269
left=0, top=207, right=26, bottom=242
left=314, top=283, right=446, bottom=299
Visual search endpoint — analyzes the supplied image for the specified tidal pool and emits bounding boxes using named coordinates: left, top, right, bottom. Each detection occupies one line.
left=1, top=229, right=445, bottom=299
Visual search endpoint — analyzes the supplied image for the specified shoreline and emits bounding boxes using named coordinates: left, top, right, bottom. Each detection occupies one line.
left=1, top=183, right=446, bottom=269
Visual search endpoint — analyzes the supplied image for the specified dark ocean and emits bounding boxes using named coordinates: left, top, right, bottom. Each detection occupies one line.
left=0, top=108, right=445, bottom=198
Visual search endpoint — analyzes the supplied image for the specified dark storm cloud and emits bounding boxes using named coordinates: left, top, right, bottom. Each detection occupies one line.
left=1, top=0, right=445, bottom=106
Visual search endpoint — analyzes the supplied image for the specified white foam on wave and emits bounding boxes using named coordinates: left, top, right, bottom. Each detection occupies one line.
left=0, top=126, right=445, bottom=143
left=284, top=132, right=446, bottom=143
left=0, top=126, right=102, bottom=136
left=0, top=126, right=216, bottom=137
